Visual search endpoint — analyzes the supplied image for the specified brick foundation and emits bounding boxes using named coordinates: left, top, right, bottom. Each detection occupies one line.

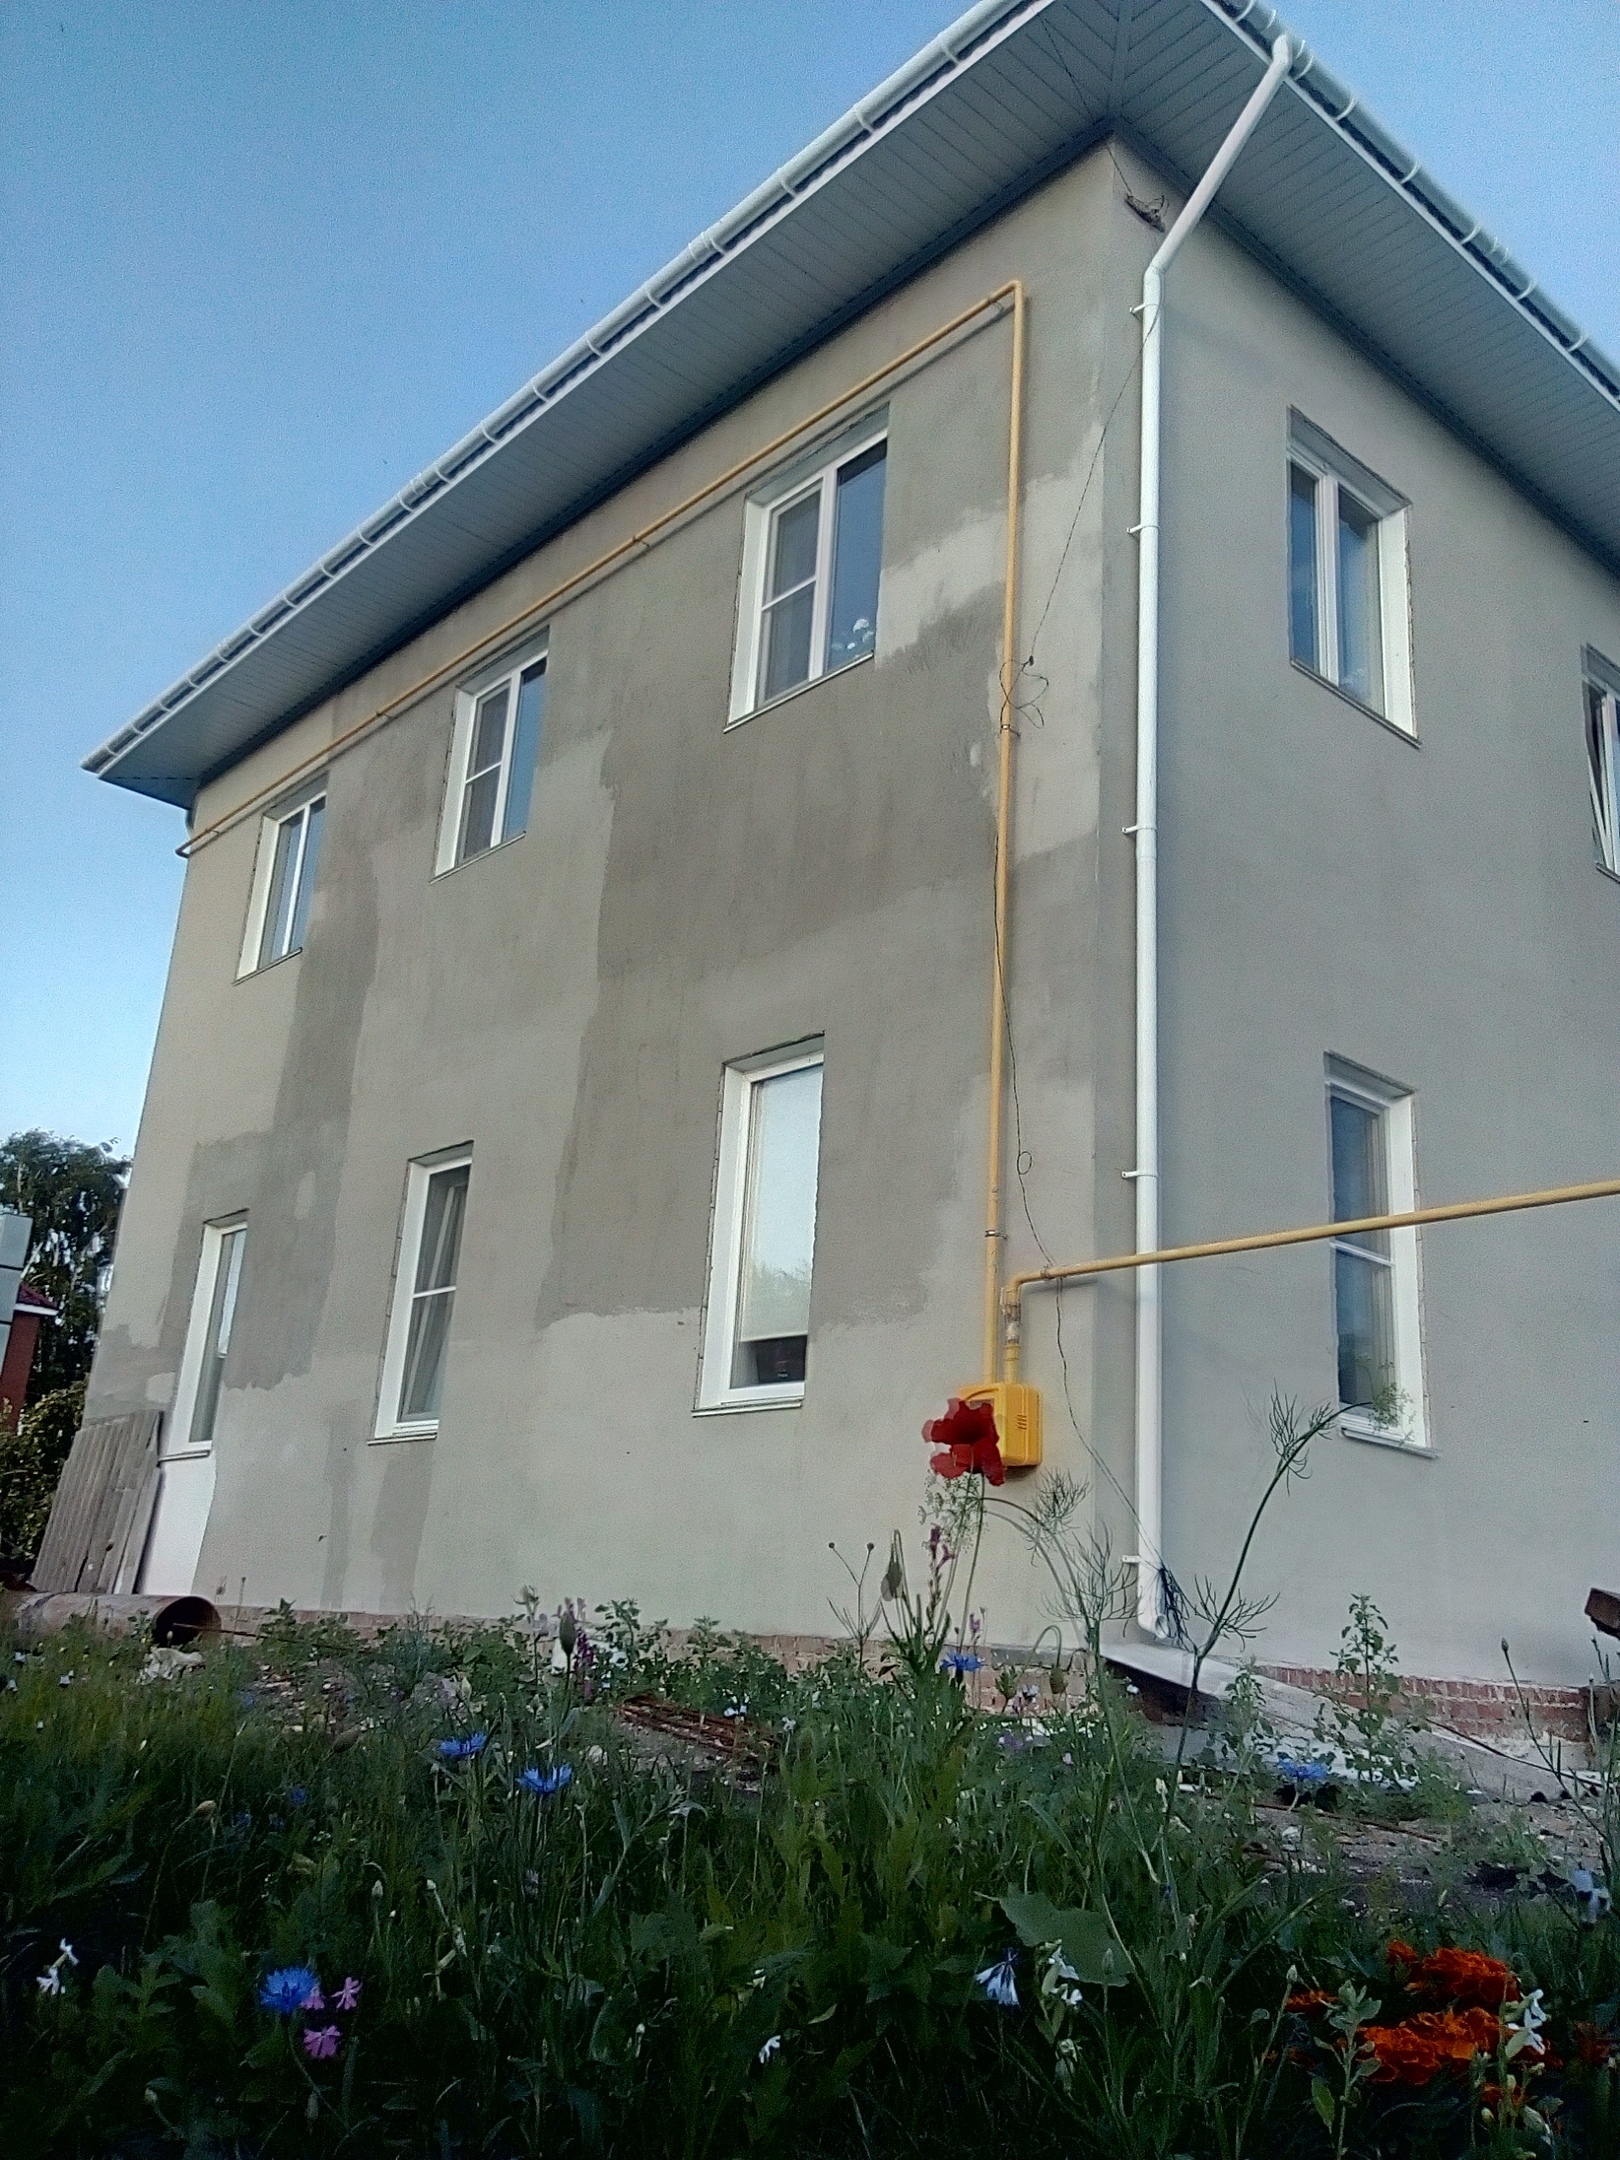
left=1258, top=1664, right=1592, bottom=1742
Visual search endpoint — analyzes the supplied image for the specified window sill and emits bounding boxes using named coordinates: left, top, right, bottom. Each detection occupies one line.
left=370, top=1426, right=438, bottom=1445
left=1290, top=658, right=1417, bottom=747
left=432, top=829, right=527, bottom=882
left=234, top=944, right=303, bottom=985
left=727, top=650, right=873, bottom=731
left=1339, top=1415, right=1432, bottom=1457
left=692, top=1393, right=805, bottom=1417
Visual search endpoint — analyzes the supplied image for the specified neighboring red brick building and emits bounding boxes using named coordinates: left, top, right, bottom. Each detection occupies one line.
left=1, top=1285, right=57, bottom=1429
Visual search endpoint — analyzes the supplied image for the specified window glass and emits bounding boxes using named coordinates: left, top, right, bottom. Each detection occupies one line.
left=1329, top=1092, right=1394, bottom=1418
left=731, top=1063, right=822, bottom=1389
left=189, top=1224, right=245, bottom=1450
left=1588, top=673, right=1620, bottom=872
left=501, top=661, right=547, bottom=843
left=826, top=443, right=886, bottom=670
left=458, top=684, right=510, bottom=862
left=257, top=797, right=325, bottom=970
left=1336, top=491, right=1384, bottom=710
left=1287, top=464, right=1319, bottom=669
left=399, top=1164, right=469, bottom=1425
left=760, top=493, right=821, bottom=703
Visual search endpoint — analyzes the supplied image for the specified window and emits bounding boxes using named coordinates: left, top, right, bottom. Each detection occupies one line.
left=730, top=426, right=886, bottom=720
left=1326, top=1061, right=1427, bottom=1448
left=169, top=1219, right=247, bottom=1456
left=1585, top=651, right=1620, bottom=872
left=376, top=1155, right=471, bottom=1437
left=1288, top=415, right=1413, bottom=732
left=438, top=644, right=547, bottom=871
left=698, top=1044, right=824, bottom=1407
left=238, top=792, right=325, bottom=975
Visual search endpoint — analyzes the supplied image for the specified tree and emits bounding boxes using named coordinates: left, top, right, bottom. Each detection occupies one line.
left=0, top=1131, right=129, bottom=1400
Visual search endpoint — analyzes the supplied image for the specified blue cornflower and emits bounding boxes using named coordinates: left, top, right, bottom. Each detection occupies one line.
left=288, top=1786, right=308, bottom=1808
left=975, top=1948, right=1019, bottom=2008
left=437, top=1732, right=488, bottom=1762
left=939, top=1651, right=984, bottom=1675
left=259, top=1965, right=321, bottom=2016
left=516, top=1763, right=574, bottom=1798
left=1276, top=1757, right=1330, bottom=1787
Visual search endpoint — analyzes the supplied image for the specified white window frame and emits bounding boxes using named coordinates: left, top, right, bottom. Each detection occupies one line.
left=728, top=419, right=887, bottom=724
left=237, top=788, right=326, bottom=977
left=1326, top=1059, right=1428, bottom=1451
left=375, top=1149, right=472, bottom=1439
left=1288, top=415, right=1414, bottom=735
left=436, top=637, right=549, bottom=874
left=167, top=1216, right=247, bottom=1459
left=1585, top=650, right=1620, bottom=873
left=697, top=1041, right=824, bottom=1411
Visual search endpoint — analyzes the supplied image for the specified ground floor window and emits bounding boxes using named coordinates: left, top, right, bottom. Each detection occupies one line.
left=170, top=1217, right=247, bottom=1455
left=376, top=1154, right=471, bottom=1437
left=698, top=1043, right=823, bottom=1409
left=1326, top=1059, right=1427, bottom=1447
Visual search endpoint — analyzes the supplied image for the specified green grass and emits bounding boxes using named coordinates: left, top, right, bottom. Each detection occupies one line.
left=3, top=1604, right=1619, bottom=2159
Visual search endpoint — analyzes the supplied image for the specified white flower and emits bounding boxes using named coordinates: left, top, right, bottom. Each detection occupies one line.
left=1505, top=1988, right=1550, bottom=2059
left=975, top=1949, right=1019, bottom=2008
left=58, top=1940, right=78, bottom=1966
left=37, top=1967, right=62, bottom=1997
left=1041, top=1947, right=1084, bottom=2010
left=757, top=2034, right=782, bottom=2064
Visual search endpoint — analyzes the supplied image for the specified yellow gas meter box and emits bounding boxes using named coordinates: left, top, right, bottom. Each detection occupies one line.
left=959, top=1381, right=1042, bottom=1469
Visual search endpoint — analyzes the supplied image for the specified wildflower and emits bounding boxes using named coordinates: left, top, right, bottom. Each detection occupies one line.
left=1285, top=1989, right=1337, bottom=2013
left=1572, top=1867, right=1613, bottom=1923
left=259, top=1965, right=322, bottom=2016
left=36, top=1966, right=62, bottom=1997
left=939, top=1650, right=984, bottom=1675
left=437, top=1732, right=488, bottom=1762
left=975, top=1948, right=1020, bottom=2008
left=58, top=1941, right=78, bottom=1967
left=302, top=2025, right=342, bottom=2061
left=1276, top=1757, right=1330, bottom=1786
left=757, top=2034, right=782, bottom=2064
left=301, top=1982, right=326, bottom=2011
left=335, top=1976, right=362, bottom=2011
left=288, top=1786, right=308, bottom=1808
left=925, top=1398, right=1006, bottom=1485
left=1504, top=1989, right=1549, bottom=2060
left=516, top=1763, right=574, bottom=1798
left=1041, top=1948, right=1084, bottom=2010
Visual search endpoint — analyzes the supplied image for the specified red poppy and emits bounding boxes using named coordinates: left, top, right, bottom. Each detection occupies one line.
left=924, top=1398, right=1005, bottom=1485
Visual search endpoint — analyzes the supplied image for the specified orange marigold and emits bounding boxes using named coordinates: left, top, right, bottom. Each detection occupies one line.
left=1360, top=2008, right=1501, bottom=2086
left=1405, top=1947, right=1518, bottom=2010
left=1285, top=1990, right=1336, bottom=2014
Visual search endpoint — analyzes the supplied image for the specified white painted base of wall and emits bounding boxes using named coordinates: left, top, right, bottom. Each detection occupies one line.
left=138, top=1455, right=215, bottom=1596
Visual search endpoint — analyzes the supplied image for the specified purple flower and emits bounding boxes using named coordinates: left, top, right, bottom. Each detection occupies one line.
left=302, top=2024, right=342, bottom=2060
left=517, top=1763, right=573, bottom=1798
left=335, top=1975, right=362, bottom=2011
left=301, top=1983, right=325, bottom=2011
left=438, top=1732, right=488, bottom=1762
left=975, top=1948, right=1019, bottom=2008
left=259, top=1965, right=321, bottom=2016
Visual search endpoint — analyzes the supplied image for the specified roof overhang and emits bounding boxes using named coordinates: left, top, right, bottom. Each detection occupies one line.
left=86, top=0, right=1620, bottom=808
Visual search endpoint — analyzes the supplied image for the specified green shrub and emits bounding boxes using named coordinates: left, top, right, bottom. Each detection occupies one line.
left=0, top=1379, right=83, bottom=1559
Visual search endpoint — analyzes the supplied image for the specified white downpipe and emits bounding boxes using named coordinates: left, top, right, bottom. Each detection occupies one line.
left=1132, top=34, right=1293, bottom=1634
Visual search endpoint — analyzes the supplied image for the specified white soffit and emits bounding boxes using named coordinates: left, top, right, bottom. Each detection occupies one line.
left=86, top=0, right=1620, bottom=806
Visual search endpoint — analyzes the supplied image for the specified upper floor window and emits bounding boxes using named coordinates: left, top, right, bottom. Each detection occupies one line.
left=1585, top=650, right=1620, bottom=873
left=376, top=1152, right=471, bottom=1437
left=1288, top=415, right=1413, bottom=734
left=238, top=791, right=324, bottom=976
left=1327, top=1059, right=1427, bottom=1449
left=729, top=425, right=886, bottom=722
left=437, top=643, right=547, bottom=872
left=698, top=1042, right=824, bottom=1408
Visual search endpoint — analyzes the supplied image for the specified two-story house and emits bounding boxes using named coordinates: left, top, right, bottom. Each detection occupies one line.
left=79, top=0, right=1620, bottom=1691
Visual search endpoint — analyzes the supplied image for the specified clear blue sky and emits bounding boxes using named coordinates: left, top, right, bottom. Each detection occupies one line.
left=3, top=0, right=1617, bottom=1153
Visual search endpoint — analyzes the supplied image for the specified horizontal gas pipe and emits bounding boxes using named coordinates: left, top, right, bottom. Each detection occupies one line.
left=1000, top=1173, right=1620, bottom=1384
left=179, top=283, right=1026, bottom=863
